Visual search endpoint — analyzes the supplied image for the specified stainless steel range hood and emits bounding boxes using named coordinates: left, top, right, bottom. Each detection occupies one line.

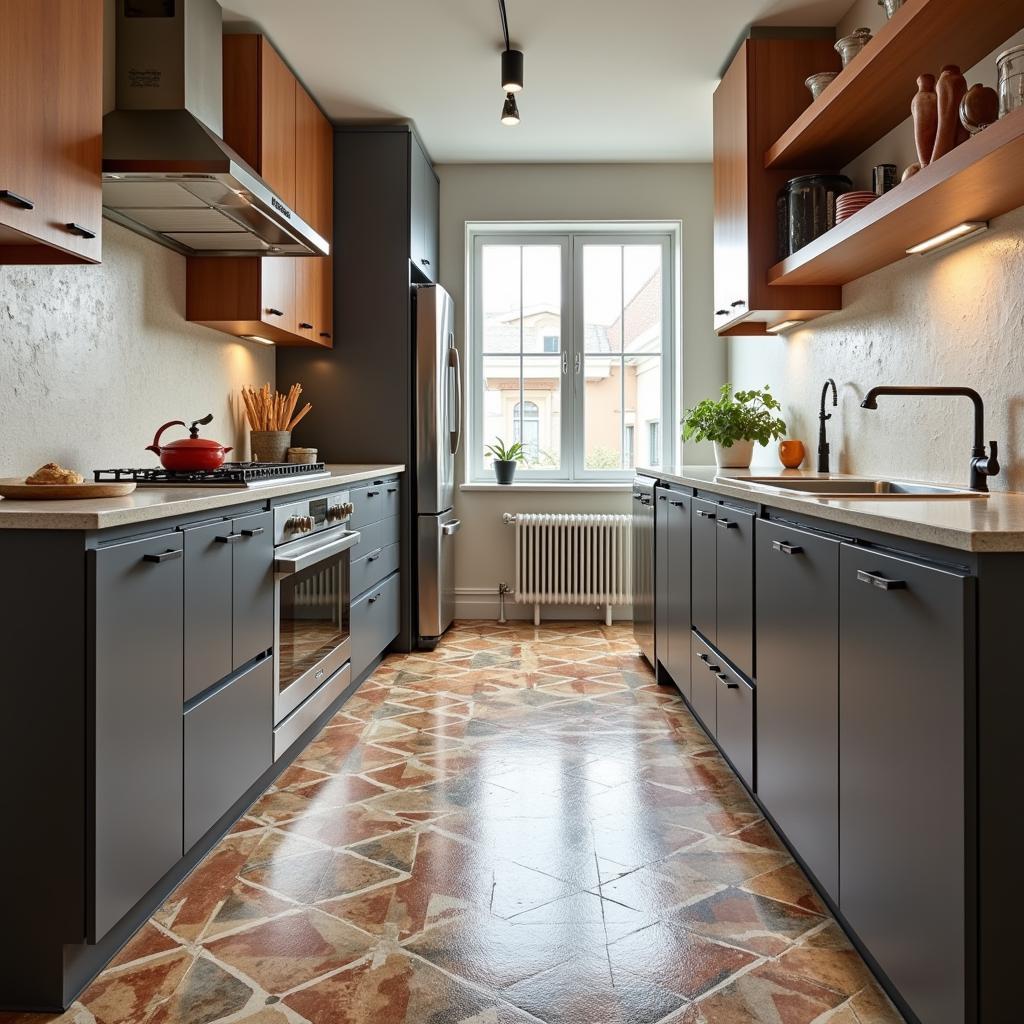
left=102, top=0, right=328, bottom=258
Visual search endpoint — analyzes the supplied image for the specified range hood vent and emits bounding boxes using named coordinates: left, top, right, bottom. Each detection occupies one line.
left=102, top=0, right=327, bottom=258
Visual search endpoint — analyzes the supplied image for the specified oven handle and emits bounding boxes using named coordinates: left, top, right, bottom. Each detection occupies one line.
left=274, top=529, right=361, bottom=575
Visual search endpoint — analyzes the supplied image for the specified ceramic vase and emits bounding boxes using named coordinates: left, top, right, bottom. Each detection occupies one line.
left=778, top=440, right=806, bottom=469
left=714, top=440, right=755, bottom=469
left=912, top=74, right=938, bottom=167
left=933, top=65, right=968, bottom=162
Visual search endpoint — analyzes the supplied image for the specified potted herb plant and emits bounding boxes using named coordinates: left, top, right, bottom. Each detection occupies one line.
left=485, top=437, right=526, bottom=484
left=682, top=384, right=787, bottom=469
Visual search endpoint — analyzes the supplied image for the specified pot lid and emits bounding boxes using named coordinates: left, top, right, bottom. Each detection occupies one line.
left=154, top=414, right=229, bottom=450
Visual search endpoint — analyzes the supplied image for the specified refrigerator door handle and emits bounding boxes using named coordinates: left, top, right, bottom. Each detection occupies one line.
left=448, top=339, right=463, bottom=456
left=441, top=518, right=462, bottom=536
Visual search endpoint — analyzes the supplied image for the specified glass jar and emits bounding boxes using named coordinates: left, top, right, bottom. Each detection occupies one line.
left=835, top=28, right=872, bottom=68
left=997, top=44, right=1024, bottom=119
left=778, top=174, right=853, bottom=258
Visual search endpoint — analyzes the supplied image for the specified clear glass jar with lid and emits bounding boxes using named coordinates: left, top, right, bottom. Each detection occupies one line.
left=997, top=44, right=1024, bottom=118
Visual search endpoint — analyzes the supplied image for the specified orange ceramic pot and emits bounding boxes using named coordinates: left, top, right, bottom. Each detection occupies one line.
left=778, top=439, right=806, bottom=469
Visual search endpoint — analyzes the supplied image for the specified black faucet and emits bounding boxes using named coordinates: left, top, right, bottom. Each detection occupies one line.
left=859, top=386, right=1000, bottom=492
left=818, top=378, right=838, bottom=473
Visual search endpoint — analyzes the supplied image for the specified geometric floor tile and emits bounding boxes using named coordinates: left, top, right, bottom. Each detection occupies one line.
left=32, top=621, right=905, bottom=1024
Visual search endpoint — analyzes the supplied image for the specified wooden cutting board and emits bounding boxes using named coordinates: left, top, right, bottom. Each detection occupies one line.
left=0, top=479, right=137, bottom=500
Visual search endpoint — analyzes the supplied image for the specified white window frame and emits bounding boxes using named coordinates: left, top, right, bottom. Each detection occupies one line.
left=468, top=223, right=679, bottom=483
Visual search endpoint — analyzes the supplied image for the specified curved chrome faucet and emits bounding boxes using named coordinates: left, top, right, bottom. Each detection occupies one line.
left=860, top=385, right=1000, bottom=492
left=818, top=378, right=838, bottom=473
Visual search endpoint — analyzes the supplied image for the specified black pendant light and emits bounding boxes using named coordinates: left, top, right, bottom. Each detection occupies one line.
left=497, top=0, right=523, bottom=124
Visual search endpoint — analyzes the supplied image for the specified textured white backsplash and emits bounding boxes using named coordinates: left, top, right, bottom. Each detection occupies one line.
left=0, top=221, right=275, bottom=479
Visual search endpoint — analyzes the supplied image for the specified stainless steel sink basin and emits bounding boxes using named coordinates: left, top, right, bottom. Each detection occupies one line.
left=731, top=477, right=986, bottom=499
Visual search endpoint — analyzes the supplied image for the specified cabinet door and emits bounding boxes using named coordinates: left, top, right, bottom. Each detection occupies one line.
left=294, top=257, right=321, bottom=341
left=232, top=511, right=274, bottom=670
left=421, top=155, right=439, bottom=280
left=666, top=493, right=691, bottom=698
left=839, top=544, right=971, bottom=1024
left=756, top=520, right=839, bottom=899
left=691, top=498, right=718, bottom=642
left=655, top=489, right=671, bottom=672
left=260, top=258, right=295, bottom=332
left=715, top=505, right=754, bottom=677
left=689, top=631, right=717, bottom=733
left=713, top=658, right=754, bottom=790
left=294, top=84, right=330, bottom=235
left=409, top=136, right=437, bottom=280
left=351, top=572, right=401, bottom=680
left=183, top=520, right=234, bottom=702
left=91, top=531, right=184, bottom=941
left=259, top=38, right=296, bottom=207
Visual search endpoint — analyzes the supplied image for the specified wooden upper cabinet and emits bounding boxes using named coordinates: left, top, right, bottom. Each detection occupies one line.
left=0, top=0, right=102, bottom=265
left=295, top=83, right=333, bottom=238
left=712, top=35, right=843, bottom=336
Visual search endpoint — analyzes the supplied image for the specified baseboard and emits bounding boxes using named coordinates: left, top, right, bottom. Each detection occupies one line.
left=454, top=587, right=633, bottom=622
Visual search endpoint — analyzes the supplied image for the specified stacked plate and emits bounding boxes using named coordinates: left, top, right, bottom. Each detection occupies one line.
left=836, top=191, right=877, bottom=224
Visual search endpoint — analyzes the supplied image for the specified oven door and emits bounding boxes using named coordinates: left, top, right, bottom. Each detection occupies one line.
left=274, top=528, right=360, bottom=725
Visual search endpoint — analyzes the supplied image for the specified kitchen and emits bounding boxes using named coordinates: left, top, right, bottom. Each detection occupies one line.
left=0, top=0, right=1022, bottom=1022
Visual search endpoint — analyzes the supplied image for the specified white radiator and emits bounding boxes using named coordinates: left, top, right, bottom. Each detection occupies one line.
left=507, top=513, right=632, bottom=625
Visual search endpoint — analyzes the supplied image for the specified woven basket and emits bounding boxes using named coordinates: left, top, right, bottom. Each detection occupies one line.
left=250, top=430, right=291, bottom=463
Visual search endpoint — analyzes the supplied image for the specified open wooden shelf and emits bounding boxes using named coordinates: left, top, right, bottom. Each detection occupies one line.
left=767, top=106, right=1024, bottom=287
left=765, top=0, right=1024, bottom=170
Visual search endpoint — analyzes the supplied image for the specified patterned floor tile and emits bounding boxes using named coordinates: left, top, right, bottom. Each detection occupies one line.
left=34, top=622, right=906, bottom=1024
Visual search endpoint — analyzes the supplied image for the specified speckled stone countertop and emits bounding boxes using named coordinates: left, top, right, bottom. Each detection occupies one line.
left=0, top=464, right=404, bottom=531
left=637, top=466, right=1024, bottom=553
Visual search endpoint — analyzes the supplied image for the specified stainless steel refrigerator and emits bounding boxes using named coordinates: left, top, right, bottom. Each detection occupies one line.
left=413, top=284, right=462, bottom=647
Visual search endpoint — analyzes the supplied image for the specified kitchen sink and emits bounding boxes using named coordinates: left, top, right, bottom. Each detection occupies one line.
left=731, top=477, right=987, bottom=499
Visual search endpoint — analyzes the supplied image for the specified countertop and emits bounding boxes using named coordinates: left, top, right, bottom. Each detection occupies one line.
left=637, top=466, right=1024, bottom=553
left=0, top=464, right=405, bottom=531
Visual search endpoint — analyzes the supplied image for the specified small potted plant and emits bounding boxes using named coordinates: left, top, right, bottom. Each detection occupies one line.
left=485, top=437, right=525, bottom=484
left=682, top=384, right=787, bottom=469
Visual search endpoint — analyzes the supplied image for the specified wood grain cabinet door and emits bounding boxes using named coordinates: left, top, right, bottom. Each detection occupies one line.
left=90, top=532, right=184, bottom=942
left=755, top=519, right=839, bottom=900
left=260, top=257, right=296, bottom=332
left=839, top=543, right=972, bottom=1024
left=258, top=38, right=296, bottom=208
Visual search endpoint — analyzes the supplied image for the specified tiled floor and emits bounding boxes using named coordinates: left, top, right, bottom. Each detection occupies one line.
left=6, top=622, right=906, bottom=1024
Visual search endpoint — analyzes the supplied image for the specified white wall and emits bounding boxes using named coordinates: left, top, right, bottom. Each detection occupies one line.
left=437, top=163, right=724, bottom=613
left=730, top=8, right=1024, bottom=490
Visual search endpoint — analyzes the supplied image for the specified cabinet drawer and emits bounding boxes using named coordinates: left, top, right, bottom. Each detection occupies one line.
left=183, top=519, right=234, bottom=702
left=382, top=479, right=401, bottom=519
left=351, top=542, right=400, bottom=600
left=715, top=505, right=755, bottom=678
left=689, top=631, right=717, bottom=734
left=350, top=572, right=400, bottom=679
left=184, top=658, right=272, bottom=851
left=691, top=499, right=718, bottom=641
left=348, top=515, right=399, bottom=563
left=349, top=481, right=387, bottom=529
left=713, top=658, right=754, bottom=790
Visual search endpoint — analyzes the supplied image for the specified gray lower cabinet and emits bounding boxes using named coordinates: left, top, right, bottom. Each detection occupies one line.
left=712, top=656, right=754, bottom=789
left=350, top=480, right=387, bottom=530
left=655, top=489, right=671, bottom=671
left=351, top=572, right=401, bottom=680
left=231, top=510, right=274, bottom=670
left=691, top=498, right=718, bottom=642
left=715, top=505, right=754, bottom=678
left=839, top=543, right=972, bottom=1024
left=90, top=531, right=184, bottom=942
left=351, top=541, right=400, bottom=599
left=756, top=520, right=840, bottom=900
left=184, top=658, right=273, bottom=851
left=689, top=631, right=718, bottom=733
left=666, top=492, right=691, bottom=697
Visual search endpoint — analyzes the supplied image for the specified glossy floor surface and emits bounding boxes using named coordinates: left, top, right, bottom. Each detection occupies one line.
left=7, top=622, right=906, bottom=1024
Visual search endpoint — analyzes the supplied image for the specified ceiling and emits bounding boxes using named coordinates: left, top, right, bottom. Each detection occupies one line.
left=221, top=0, right=852, bottom=163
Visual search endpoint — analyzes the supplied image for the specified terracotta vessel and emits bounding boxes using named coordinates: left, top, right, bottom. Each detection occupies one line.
left=778, top=440, right=806, bottom=469
left=933, top=65, right=968, bottom=162
left=960, top=83, right=1000, bottom=134
left=912, top=74, right=938, bottom=167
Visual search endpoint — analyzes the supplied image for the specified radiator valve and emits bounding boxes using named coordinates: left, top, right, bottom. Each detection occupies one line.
left=497, top=582, right=510, bottom=624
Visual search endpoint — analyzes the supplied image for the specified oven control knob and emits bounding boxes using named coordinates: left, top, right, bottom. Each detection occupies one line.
left=286, top=515, right=314, bottom=533
left=327, top=502, right=353, bottom=522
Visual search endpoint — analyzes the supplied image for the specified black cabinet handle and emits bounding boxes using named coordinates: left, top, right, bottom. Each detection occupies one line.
left=216, top=533, right=242, bottom=544
left=669, top=499, right=685, bottom=507
left=299, top=322, right=314, bottom=330
left=242, top=527, right=265, bottom=537
left=731, top=299, right=746, bottom=308
left=707, top=663, right=721, bottom=673
left=717, top=518, right=738, bottom=529
left=368, top=591, right=382, bottom=604
left=717, top=672, right=739, bottom=689
left=657, top=495, right=667, bottom=501
left=0, top=189, right=34, bottom=210
left=143, top=549, right=182, bottom=563
left=387, top=486, right=398, bottom=493
left=266, top=307, right=284, bottom=316
left=772, top=540, right=803, bottom=555
left=856, top=569, right=906, bottom=591
left=698, top=652, right=709, bottom=662
left=319, top=332, right=331, bottom=339
left=367, top=548, right=383, bottom=562
left=421, top=258, right=431, bottom=265
left=715, top=309, right=729, bottom=317
left=695, top=509, right=716, bottom=520
left=65, top=222, right=96, bottom=239
left=366, top=490, right=380, bottom=498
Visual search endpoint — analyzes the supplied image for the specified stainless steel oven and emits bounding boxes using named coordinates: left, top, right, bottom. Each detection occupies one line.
left=272, top=489, right=359, bottom=759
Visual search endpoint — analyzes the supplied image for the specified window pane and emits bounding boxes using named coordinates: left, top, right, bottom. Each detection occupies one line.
left=482, top=355, right=521, bottom=471
left=583, top=353, right=622, bottom=470
left=623, top=245, right=663, bottom=353
left=625, top=353, right=662, bottom=467
left=582, top=245, right=622, bottom=353
left=481, top=245, right=521, bottom=353
left=521, top=356, right=561, bottom=468
left=522, top=246, right=561, bottom=353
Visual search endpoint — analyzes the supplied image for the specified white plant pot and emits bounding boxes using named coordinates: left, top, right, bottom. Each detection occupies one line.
left=714, top=439, right=755, bottom=469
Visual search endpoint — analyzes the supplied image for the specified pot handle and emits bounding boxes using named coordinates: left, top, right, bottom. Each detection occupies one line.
left=222, top=447, right=234, bottom=455
left=146, top=420, right=187, bottom=454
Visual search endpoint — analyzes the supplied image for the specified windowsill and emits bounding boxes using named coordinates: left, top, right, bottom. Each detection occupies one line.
left=460, top=482, right=633, bottom=493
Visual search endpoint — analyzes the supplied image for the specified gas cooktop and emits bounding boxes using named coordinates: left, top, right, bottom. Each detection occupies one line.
left=93, top=463, right=331, bottom=488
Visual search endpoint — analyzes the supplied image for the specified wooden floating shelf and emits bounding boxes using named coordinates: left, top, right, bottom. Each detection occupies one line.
left=765, top=0, right=1024, bottom=170
left=767, top=107, right=1024, bottom=288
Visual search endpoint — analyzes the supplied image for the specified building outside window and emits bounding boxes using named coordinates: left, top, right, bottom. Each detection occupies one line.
left=469, top=225, right=677, bottom=482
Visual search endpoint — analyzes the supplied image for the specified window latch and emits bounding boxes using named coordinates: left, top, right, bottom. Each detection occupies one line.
left=574, top=352, right=581, bottom=373
left=562, top=352, right=568, bottom=375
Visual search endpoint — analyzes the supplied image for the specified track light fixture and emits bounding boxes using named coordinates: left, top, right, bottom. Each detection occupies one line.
left=497, top=0, right=523, bottom=125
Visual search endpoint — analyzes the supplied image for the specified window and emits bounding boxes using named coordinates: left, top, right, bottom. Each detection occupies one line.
left=470, top=226, right=676, bottom=481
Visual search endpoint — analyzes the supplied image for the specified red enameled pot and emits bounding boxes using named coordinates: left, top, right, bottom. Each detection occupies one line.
left=146, top=414, right=233, bottom=472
